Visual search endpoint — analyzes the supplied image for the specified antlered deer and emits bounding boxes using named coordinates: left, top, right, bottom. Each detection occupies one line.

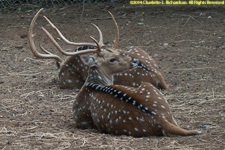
left=28, top=9, right=168, bottom=90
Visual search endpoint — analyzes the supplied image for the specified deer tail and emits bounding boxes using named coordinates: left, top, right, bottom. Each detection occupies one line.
left=161, top=121, right=201, bottom=136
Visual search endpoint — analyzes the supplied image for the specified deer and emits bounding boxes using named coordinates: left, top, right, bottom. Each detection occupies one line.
left=29, top=9, right=200, bottom=137
left=28, top=8, right=169, bottom=90
left=72, top=46, right=200, bottom=136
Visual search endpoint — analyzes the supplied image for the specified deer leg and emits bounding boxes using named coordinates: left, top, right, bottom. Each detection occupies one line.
left=73, top=105, right=95, bottom=129
left=73, top=92, right=95, bottom=129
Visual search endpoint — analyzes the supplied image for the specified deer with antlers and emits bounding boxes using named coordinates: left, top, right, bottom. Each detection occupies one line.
left=29, top=9, right=169, bottom=90
left=29, top=9, right=200, bottom=137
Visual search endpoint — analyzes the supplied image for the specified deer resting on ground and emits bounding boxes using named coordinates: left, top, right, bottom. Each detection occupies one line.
left=71, top=41, right=200, bottom=137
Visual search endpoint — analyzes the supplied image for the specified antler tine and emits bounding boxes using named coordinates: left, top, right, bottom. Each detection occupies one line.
left=43, top=16, right=97, bottom=47
left=38, top=44, right=60, bottom=68
left=108, top=11, right=119, bottom=48
left=39, top=43, right=50, bottom=54
left=41, top=26, right=99, bottom=56
left=28, top=8, right=62, bottom=63
left=91, top=23, right=104, bottom=47
left=90, top=36, right=101, bottom=54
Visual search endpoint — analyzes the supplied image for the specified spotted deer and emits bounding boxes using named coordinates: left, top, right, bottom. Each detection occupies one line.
left=72, top=39, right=200, bottom=137
left=29, top=9, right=169, bottom=90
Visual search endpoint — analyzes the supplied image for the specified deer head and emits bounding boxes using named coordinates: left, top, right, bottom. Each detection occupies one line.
left=28, top=8, right=169, bottom=90
left=80, top=46, right=139, bottom=85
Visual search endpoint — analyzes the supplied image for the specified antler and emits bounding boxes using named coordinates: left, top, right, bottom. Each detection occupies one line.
left=29, top=9, right=120, bottom=67
left=44, top=11, right=119, bottom=49
left=91, top=23, right=104, bottom=47
left=43, top=16, right=102, bottom=48
left=28, top=8, right=62, bottom=64
left=41, top=26, right=100, bottom=56
left=108, top=11, right=119, bottom=48
left=90, top=36, right=101, bottom=52
left=29, top=8, right=104, bottom=60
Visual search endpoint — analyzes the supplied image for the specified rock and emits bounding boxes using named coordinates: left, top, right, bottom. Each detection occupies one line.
left=15, top=45, right=23, bottom=49
left=163, top=43, right=169, bottom=48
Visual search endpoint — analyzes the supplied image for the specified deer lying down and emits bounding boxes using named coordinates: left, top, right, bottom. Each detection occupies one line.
left=73, top=38, right=200, bottom=137
left=28, top=9, right=169, bottom=90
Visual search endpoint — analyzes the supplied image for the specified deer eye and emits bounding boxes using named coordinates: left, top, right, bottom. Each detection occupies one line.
left=109, top=58, right=117, bottom=62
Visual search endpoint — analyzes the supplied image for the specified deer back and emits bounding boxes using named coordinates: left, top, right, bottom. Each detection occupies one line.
left=73, top=82, right=199, bottom=137
left=58, top=47, right=93, bottom=89
left=114, top=46, right=168, bottom=89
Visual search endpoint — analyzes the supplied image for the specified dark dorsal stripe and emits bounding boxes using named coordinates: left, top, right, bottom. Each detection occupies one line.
left=86, top=82, right=153, bottom=115
left=121, top=55, right=150, bottom=72
left=138, top=62, right=149, bottom=71
left=75, top=46, right=95, bottom=52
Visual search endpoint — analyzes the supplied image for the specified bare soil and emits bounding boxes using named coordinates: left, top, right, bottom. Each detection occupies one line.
left=0, top=4, right=224, bottom=150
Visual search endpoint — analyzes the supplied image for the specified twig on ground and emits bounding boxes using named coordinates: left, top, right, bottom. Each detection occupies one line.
left=212, top=88, right=215, bottom=98
left=80, top=0, right=85, bottom=22
left=91, top=17, right=126, bottom=21
left=175, top=67, right=218, bottom=71
left=24, top=57, right=52, bottom=63
left=183, top=16, right=201, bottom=26
left=8, top=72, right=42, bottom=76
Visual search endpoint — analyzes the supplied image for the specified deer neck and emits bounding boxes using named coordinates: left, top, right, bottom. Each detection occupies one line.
left=86, top=67, right=114, bottom=86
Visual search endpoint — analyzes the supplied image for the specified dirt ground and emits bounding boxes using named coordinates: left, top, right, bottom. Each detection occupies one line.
left=0, top=3, right=225, bottom=150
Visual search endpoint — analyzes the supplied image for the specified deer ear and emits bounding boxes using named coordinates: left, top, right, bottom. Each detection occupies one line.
left=80, top=54, right=96, bottom=66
